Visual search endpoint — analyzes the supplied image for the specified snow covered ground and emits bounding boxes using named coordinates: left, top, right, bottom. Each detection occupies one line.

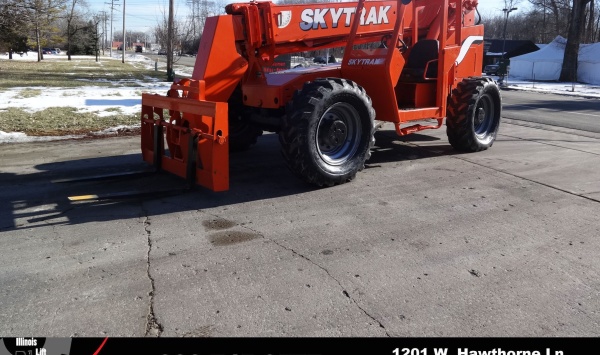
left=499, top=77, right=600, bottom=98
left=0, top=52, right=193, bottom=143
left=1, top=53, right=599, bottom=144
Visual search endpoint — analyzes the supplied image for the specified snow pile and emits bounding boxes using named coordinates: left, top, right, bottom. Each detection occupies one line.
left=510, top=36, right=600, bottom=85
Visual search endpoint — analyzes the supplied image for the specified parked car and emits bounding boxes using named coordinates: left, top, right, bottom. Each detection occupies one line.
left=135, top=45, right=144, bottom=53
left=158, top=49, right=167, bottom=55
left=484, top=64, right=500, bottom=75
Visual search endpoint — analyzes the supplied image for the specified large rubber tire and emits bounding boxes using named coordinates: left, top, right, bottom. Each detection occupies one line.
left=228, top=87, right=263, bottom=152
left=446, top=77, right=502, bottom=152
left=279, top=78, right=375, bottom=187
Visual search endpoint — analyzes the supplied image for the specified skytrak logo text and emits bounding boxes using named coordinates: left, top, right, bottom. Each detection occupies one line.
left=300, top=5, right=392, bottom=31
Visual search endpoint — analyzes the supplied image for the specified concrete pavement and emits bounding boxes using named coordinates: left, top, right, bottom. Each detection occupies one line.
left=1, top=118, right=599, bottom=337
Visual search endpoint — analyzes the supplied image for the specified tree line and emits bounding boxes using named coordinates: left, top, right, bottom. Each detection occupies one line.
left=0, top=0, right=104, bottom=60
left=482, top=0, right=598, bottom=44
left=482, top=0, right=597, bottom=81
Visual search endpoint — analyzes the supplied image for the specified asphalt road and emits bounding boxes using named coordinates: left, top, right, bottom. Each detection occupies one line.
left=501, top=89, right=600, bottom=133
left=144, top=53, right=197, bottom=68
left=1, top=89, right=599, bottom=339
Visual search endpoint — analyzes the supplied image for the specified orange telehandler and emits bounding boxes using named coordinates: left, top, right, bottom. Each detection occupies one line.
left=140, top=0, right=501, bottom=192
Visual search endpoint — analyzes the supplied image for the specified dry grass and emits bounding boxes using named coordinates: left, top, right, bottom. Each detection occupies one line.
left=0, top=107, right=138, bottom=136
left=0, top=58, right=161, bottom=89
left=15, top=89, right=42, bottom=99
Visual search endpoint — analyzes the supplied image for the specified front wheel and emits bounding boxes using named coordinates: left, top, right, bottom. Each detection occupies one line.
left=279, top=78, right=375, bottom=187
left=446, top=77, right=502, bottom=152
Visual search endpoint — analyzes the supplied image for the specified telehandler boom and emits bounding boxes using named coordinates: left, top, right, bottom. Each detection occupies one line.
left=140, top=0, right=501, bottom=192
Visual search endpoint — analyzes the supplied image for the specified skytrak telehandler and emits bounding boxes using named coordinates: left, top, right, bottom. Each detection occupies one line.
left=140, top=0, right=501, bottom=192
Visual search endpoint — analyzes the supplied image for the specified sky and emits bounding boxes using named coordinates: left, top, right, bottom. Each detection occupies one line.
left=85, top=0, right=530, bottom=37
left=1, top=50, right=599, bottom=144
left=477, top=0, right=531, bottom=17
left=87, top=0, right=193, bottom=35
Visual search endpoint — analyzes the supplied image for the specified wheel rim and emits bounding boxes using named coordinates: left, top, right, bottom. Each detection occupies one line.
left=474, top=93, right=496, bottom=138
left=316, top=102, right=362, bottom=165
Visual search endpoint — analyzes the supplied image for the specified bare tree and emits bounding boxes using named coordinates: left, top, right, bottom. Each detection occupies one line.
left=559, top=0, right=593, bottom=82
left=65, top=0, right=88, bottom=60
left=183, top=0, right=227, bottom=52
left=482, top=0, right=599, bottom=45
left=22, top=0, right=68, bottom=61
left=527, top=0, right=570, bottom=42
left=585, top=0, right=596, bottom=42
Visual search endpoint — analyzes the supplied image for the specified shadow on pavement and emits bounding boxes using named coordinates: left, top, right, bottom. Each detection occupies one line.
left=0, top=131, right=458, bottom=232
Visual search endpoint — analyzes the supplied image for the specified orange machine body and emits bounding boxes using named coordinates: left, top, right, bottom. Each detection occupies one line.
left=141, top=0, right=485, bottom=191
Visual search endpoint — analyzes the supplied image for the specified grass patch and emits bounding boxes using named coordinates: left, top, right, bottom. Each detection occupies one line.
left=0, top=107, right=138, bottom=136
left=15, top=89, right=42, bottom=99
left=60, top=90, right=86, bottom=97
left=0, top=58, right=164, bottom=89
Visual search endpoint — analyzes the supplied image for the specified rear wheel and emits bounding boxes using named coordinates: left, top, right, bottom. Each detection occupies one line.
left=279, top=78, right=375, bottom=187
left=446, top=77, right=502, bottom=152
left=228, top=87, right=262, bottom=152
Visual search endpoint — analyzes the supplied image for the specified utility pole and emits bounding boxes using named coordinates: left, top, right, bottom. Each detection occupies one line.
left=499, top=7, right=517, bottom=86
left=122, top=0, right=126, bottom=63
left=501, top=7, right=517, bottom=59
left=94, top=16, right=100, bottom=62
left=187, top=0, right=196, bottom=39
left=167, top=0, right=174, bottom=81
left=100, top=11, right=107, bottom=55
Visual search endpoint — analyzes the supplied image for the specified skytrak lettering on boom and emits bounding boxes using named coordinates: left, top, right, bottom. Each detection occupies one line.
left=299, top=5, right=393, bottom=30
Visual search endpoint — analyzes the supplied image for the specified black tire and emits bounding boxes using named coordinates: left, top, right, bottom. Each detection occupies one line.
left=228, top=87, right=263, bottom=152
left=279, top=78, right=375, bottom=187
left=446, top=77, right=502, bottom=152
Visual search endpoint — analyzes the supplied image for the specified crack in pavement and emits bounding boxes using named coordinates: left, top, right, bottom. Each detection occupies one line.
left=234, top=220, right=391, bottom=337
left=142, top=206, right=163, bottom=337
